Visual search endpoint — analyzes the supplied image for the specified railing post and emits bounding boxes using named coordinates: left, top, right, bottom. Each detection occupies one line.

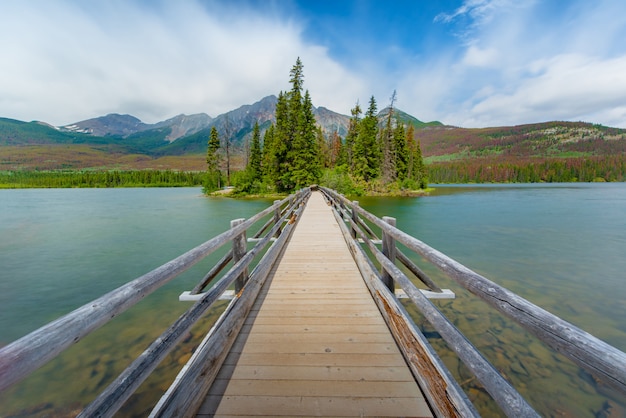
left=273, top=200, right=281, bottom=238
left=231, top=218, right=248, bottom=293
left=351, top=201, right=359, bottom=239
left=381, top=216, right=397, bottom=293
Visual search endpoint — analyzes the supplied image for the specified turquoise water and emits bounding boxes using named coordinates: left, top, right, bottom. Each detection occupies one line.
left=0, top=185, right=625, bottom=416
left=0, top=188, right=273, bottom=416
left=358, top=183, right=626, bottom=416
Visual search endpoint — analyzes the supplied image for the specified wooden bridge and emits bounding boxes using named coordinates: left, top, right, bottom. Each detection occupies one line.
left=1, top=187, right=625, bottom=417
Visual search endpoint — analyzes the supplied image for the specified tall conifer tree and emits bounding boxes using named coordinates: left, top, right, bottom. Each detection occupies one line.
left=381, top=91, right=397, bottom=183
left=354, top=96, right=381, bottom=181
left=406, top=125, right=427, bottom=188
left=205, top=126, right=222, bottom=190
left=248, top=121, right=262, bottom=181
left=273, top=91, right=290, bottom=191
left=394, top=123, right=408, bottom=181
left=345, top=102, right=362, bottom=174
left=291, top=90, right=321, bottom=188
left=262, top=124, right=277, bottom=183
left=266, top=57, right=320, bottom=192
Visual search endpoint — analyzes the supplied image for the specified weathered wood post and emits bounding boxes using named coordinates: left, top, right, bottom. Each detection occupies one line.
left=351, top=201, right=359, bottom=239
left=273, top=200, right=282, bottom=238
left=381, top=216, right=397, bottom=293
left=231, top=218, right=248, bottom=293
left=337, top=195, right=346, bottom=219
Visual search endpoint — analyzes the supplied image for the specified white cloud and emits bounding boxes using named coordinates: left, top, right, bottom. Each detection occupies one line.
left=0, top=0, right=365, bottom=125
left=462, top=45, right=499, bottom=67
left=2, top=0, right=626, bottom=130
left=471, top=54, right=626, bottom=125
left=428, top=0, right=626, bottom=128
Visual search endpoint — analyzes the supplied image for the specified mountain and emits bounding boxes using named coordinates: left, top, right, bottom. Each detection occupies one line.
left=152, top=113, right=213, bottom=142
left=378, top=107, right=443, bottom=128
left=60, top=112, right=212, bottom=142
left=61, top=114, right=149, bottom=137
left=136, top=95, right=355, bottom=155
left=4, top=95, right=625, bottom=173
left=0, top=117, right=92, bottom=145
left=49, top=96, right=441, bottom=155
left=315, top=106, right=349, bottom=137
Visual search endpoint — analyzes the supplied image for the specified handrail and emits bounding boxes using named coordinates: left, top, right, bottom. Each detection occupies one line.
left=79, top=189, right=311, bottom=417
left=325, top=193, right=480, bottom=417
left=321, top=187, right=536, bottom=416
left=0, top=190, right=298, bottom=393
left=150, top=192, right=308, bottom=417
left=345, top=203, right=537, bottom=416
left=321, top=187, right=626, bottom=408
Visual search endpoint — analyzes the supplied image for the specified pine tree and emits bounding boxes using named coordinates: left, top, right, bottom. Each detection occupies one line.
left=248, top=121, right=262, bottom=181
left=205, top=126, right=222, bottom=191
left=290, top=90, right=321, bottom=188
left=273, top=91, right=291, bottom=191
left=266, top=58, right=320, bottom=192
left=345, top=102, right=362, bottom=174
left=394, top=122, right=408, bottom=181
left=262, top=124, right=277, bottom=184
left=329, top=130, right=344, bottom=167
left=222, top=116, right=234, bottom=186
left=318, top=127, right=331, bottom=168
left=415, top=139, right=427, bottom=188
left=407, top=125, right=416, bottom=180
left=381, top=91, right=397, bottom=183
left=406, top=125, right=427, bottom=188
left=353, top=96, right=381, bottom=181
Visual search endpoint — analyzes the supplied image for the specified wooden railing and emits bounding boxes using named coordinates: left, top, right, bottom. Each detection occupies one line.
left=320, top=186, right=626, bottom=417
left=0, top=188, right=311, bottom=417
left=3, top=186, right=624, bottom=417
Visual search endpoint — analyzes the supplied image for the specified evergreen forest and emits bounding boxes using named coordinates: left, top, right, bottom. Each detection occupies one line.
left=204, top=58, right=428, bottom=196
left=2, top=60, right=626, bottom=191
left=0, top=170, right=204, bottom=188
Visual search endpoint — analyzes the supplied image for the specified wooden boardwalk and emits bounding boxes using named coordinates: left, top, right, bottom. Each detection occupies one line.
left=197, top=191, right=433, bottom=417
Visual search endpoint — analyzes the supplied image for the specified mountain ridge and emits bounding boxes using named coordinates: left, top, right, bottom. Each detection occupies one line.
left=53, top=95, right=445, bottom=148
left=2, top=98, right=625, bottom=172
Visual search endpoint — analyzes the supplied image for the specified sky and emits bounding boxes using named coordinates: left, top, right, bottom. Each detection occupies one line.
left=2, top=0, right=626, bottom=128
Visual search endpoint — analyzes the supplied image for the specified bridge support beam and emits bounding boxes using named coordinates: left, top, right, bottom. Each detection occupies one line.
left=231, top=218, right=248, bottom=293
left=381, top=216, right=397, bottom=293
left=351, top=201, right=359, bottom=239
left=273, top=200, right=282, bottom=238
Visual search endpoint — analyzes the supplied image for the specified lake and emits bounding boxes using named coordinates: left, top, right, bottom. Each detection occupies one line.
left=1, top=184, right=624, bottom=416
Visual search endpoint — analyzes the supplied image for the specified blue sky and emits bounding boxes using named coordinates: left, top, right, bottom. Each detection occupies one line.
left=2, top=0, right=626, bottom=128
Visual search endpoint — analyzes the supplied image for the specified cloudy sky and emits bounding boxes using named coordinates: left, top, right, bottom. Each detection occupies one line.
left=2, top=0, right=626, bottom=128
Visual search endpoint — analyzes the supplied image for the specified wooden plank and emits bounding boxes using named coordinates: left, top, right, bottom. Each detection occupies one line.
left=198, top=395, right=432, bottom=417
left=229, top=341, right=401, bottom=355
left=243, top=315, right=386, bottom=326
left=223, top=352, right=409, bottom=367
left=198, top=191, right=433, bottom=417
left=208, top=379, right=423, bottom=397
left=221, top=364, right=416, bottom=381
left=239, top=331, right=396, bottom=344
left=240, top=324, right=388, bottom=334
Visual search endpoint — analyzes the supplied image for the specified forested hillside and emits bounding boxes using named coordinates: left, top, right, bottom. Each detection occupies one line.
left=2, top=83, right=626, bottom=186
left=420, top=122, right=626, bottom=183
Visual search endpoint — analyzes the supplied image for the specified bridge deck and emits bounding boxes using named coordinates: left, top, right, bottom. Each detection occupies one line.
left=196, top=191, right=433, bottom=417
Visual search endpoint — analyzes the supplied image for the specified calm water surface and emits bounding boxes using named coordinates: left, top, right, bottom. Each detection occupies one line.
left=0, top=185, right=624, bottom=416
left=359, top=183, right=626, bottom=416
